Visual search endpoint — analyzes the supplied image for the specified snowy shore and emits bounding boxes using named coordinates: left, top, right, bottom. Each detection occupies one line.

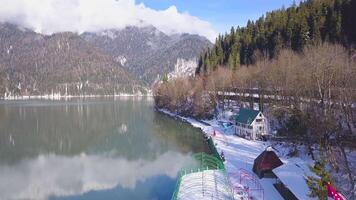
left=158, top=108, right=316, bottom=200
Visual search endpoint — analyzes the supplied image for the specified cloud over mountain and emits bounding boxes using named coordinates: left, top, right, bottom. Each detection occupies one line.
left=0, top=0, right=217, bottom=41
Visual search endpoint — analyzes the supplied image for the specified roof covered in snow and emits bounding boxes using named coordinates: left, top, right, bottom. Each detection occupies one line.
left=253, top=150, right=283, bottom=172
left=235, top=108, right=260, bottom=125
left=176, top=169, right=235, bottom=200
left=273, top=160, right=316, bottom=200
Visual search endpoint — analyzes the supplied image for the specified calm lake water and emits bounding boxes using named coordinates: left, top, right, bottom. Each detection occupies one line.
left=0, top=98, right=210, bottom=200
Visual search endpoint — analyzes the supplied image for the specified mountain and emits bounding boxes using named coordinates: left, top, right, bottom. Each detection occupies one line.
left=197, top=0, right=356, bottom=74
left=81, top=26, right=212, bottom=84
left=0, top=23, right=145, bottom=97
left=0, top=23, right=211, bottom=97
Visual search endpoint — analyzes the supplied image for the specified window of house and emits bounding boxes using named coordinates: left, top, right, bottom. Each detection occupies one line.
left=256, top=118, right=262, bottom=122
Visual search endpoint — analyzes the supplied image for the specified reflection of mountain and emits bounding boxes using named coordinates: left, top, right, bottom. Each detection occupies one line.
left=0, top=152, right=193, bottom=200
left=0, top=99, right=153, bottom=162
left=0, top=98, right=209, bottom=164
left=152, top=112, right=212, bottom=154
left=0, top=99, right=142, bottom=162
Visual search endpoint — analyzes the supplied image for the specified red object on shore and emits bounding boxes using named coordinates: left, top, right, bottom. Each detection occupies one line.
left=213, top=129, right=216, bottom=137
left=327, top=183, right=345, bottom=200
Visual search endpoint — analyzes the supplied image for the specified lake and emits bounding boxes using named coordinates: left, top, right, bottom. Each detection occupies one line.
left=0, top=97, right=211, bottom=200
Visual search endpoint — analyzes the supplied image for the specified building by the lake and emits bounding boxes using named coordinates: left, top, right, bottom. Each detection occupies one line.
left=234, top=108, right=268, bottom=140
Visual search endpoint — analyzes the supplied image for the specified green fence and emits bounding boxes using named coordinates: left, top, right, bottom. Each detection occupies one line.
left=206, top=137, right=223, bottom=161
left=193, top=152, right=224, bottom=170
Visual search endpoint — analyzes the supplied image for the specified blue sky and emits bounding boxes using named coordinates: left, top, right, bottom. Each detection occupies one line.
left=0, top=0, right=300, bottom=42
left=138, top=0, right=299, bottom=35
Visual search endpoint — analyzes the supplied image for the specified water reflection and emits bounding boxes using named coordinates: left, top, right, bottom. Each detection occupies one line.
left=0, top=99, right=153, bottom=162
left=0, top=98, right=208, bottom=200
left=0, top=152, right=194, bottom=200
left=152, top=113, right=212, bottom=154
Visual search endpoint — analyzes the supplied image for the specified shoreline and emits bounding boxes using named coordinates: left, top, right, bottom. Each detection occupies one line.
left=0, top=94, right=154, bottom=101
left=157, top=108, right=223, bottom=160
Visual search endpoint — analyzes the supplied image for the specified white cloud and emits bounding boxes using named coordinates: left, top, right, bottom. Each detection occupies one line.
left=0, top=0, right=217, bottom=41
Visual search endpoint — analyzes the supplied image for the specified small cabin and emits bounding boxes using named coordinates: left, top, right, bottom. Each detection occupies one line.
left=234, top=108, right=268, bottom=140
left=253, top=148, right=316, bottom=200
left=253, top=148, right=283, bottom=178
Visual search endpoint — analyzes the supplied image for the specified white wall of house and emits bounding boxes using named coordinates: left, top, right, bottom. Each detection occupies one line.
left=252, top=112, right=268, bottom=139
left=235, top=123, right=254, bottom=139
left=235, top=112, right=268, bottom=140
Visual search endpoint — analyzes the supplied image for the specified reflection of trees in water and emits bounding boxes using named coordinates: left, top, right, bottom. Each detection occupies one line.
left=0, top=99, right=210, bottom=164
left=0, top=99, right=156, bottom=163
left=152, top=112, right=211, bottom=155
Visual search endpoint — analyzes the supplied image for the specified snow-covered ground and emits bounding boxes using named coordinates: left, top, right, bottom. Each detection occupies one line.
left=159, top=109, right=316, bottom=200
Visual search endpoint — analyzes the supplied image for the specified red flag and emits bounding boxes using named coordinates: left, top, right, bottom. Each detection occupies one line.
left=327, top=183, right=345, bottom=200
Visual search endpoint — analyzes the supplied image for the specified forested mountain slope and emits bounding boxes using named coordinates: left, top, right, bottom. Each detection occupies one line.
left=0, top=23, right=142, bottom=97
left=82, top=26, right=211, bottom=84
left=197, top=0, right=356, bottom=73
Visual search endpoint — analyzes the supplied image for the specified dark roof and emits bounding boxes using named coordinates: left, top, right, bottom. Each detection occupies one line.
left=235, top=108, right=260, bottom=125
left=253, top=150, right=283, bottom=172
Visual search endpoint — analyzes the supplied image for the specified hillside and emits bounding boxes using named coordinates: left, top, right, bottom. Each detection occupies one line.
left=0, top=23, right=211, bottom=98
left=81, top=26, right=212, bottom=84
left=0, top=23, right=146, bottom=97
left=197, top=0, right=356, bottom=73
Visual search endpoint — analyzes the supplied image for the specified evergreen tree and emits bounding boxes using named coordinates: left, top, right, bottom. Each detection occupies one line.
left=196, top=0, right=356, bottom=74
left=162, top=73, right=169, bottom=83
left=306, top=161, right=332, bottom=200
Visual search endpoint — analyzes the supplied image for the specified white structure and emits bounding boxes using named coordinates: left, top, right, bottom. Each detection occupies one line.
left=234, top=108, right=268, bottom=140
left=176, top=169, right=241, bottom=200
